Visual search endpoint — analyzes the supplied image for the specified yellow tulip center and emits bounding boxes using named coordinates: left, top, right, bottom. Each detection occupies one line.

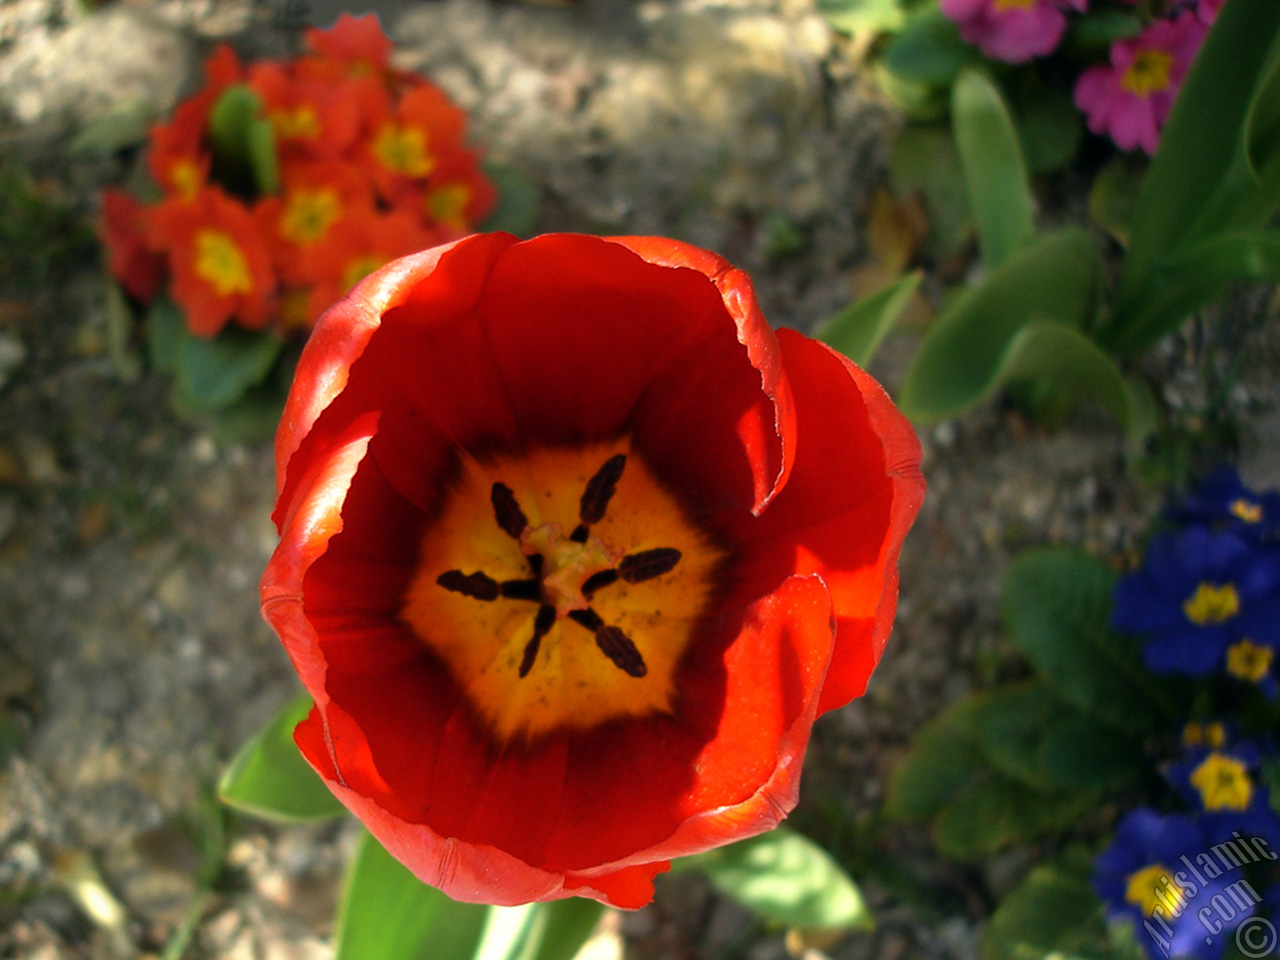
left=194, top=229, right=252, bottom=296
left=1190, top=752, right=1253, bottom=811
left=1125, top=863, right=1186, bottom=918
left=992, top=0, right=1036, bottom=10
left=1122, top=50, right=1174, bottom=98
left=401, top=441, right=723, bottom=744
left=1183, top=582, right=1239, bottom=625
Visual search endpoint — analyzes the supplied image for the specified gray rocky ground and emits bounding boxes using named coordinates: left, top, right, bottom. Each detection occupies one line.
left=0, top=0, right=1276, bottom=957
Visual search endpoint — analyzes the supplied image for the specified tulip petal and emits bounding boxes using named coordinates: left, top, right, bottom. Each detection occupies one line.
left=722, top=332, right=923, bottom=711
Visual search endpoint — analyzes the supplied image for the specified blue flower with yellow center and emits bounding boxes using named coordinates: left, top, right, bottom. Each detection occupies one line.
left=1172, top=468, right=1280, bottom=543
left=1111, top=526, right=1280, bottom=676
left=1094, top=809, right=1260, bottom=960
left=1166, top=735, right=1280, bottom=854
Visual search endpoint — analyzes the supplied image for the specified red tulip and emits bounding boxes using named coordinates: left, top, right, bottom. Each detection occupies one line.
left=262, top=233, right=924, bottom=908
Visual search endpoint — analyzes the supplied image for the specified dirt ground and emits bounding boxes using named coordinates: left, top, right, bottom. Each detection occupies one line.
left=0, top=0, right=1277, bottom=958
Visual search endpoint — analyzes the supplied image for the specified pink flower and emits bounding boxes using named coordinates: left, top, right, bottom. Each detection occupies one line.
left=940, top=0, right=1087, bottom=63
left=1074, top=12, right=1207, bottom=154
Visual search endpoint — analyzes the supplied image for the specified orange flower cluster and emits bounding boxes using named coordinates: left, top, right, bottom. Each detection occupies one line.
left=101, top=14, right=496, bottom=338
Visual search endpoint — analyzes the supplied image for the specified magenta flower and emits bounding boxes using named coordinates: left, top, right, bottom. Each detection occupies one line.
left=1074, top=12, right=1207, bottom=154
left=939, top=0, right=1087, bottom=64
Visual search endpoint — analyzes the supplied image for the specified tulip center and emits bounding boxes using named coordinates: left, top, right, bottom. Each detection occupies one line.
left=401, top=441, right=723, bottom=743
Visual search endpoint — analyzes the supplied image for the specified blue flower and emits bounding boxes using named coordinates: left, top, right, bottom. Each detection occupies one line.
left=1172, top=468, right=1280, bottom=543
left=1111, top=526, right=1280, bottom=676
left=1095, top=809, right=1261, bottom=960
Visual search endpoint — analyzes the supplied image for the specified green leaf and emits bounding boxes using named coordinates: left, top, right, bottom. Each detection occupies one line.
left=1113, top=230, right=1280, bottom=352
left=1089, top=153, right=1147, bottom=247
left=690, top=827, right=873, bottom=931
left=979, top=864, right=1108, bottom=960
left=1112, top=0, right=1280, bottom=349
left=885, top=695, right=988, bottom=821
left=818, top=0, right=906, bottom=33
left=898, top=228, right=1102, bottom=421
left=174, top=325, right=284, bottom=414
left=972, top=682, right=1141, bottom=795
left=1064, top=7, right=1143, bottom=54
left=953, top=68, right=1035, bottom=269
left=813, top=271, right=921, bottom=368
left=208, top=85, right=279, bottom=196
left=996, top=321, right=1154, bottom=437
left=71, top=98, right=156, bottom=157
left=480, top=164, right=540, bottom=237
left=218, top=694, right=345, bottom=823
left=882, top=8, right=971, bottom=88
left=208, top=377, right=288, bottom=447
left=1002, top=548, right=1172, bottom=734
left=524, top=900, right=605, bottom=960
left=933, top=775, right=1094, bottom=862
left=1010, top=74, right=1083, bottom=176
left=147, top=297, right=187, bottom=376
left=874, top=64, right=950, bottom=122
left=888, top=124, right=973, bottom=258
left=335, top=832, right=491, bottom=960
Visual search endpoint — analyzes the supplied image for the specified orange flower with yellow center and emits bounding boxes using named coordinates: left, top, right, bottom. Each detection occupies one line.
left=372, top=122, right=434, bottom=178
left=280, top=187, right=343, bottom=246
left=194, top=229, right=253, bottom=296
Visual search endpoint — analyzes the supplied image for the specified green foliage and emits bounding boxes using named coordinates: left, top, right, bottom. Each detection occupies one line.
left=884, top=693, right=1097, bottom=861
left=818, top=0, right=907, bottom=34
left=1104, top=0, right=1280, bottom=356
left=208, top=85, right=279, bottom=197
left=685, top=827, right=873, bottom=931
left=481, top=164, right=541, bottom=237
left=1001, top=548, right=1174, bottom=734
left=0, top=164, right=92, bottom=288
left=70, top=98, right=156, bottom=157
left=952, top=68, right=1035, bottom=269
left=881, top=7, right=971, bottom=89
left=979, top=863, right=1109, bottom=960
left=883, top=4, right=1280, bottom=431
left=1089, top=154, right=1146, bottom=248
left=335, top=833, right=490, bottom=960
left=218, top=693, right=346, bottom=823
left=148, top=296, right=285, bottom=419
left=334, top=832, right=603, bottom=960
left=897, top=229, right=1106, bottom=422
left=813, top=271, right=921, bottom=368
left=972, top=682, right=1141, bottom=795
left=1008, top=73, right=1082, bottom=176
left=885, top=548, right=1177, bottom=861
left=888, top=125, right=973, bottom=258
